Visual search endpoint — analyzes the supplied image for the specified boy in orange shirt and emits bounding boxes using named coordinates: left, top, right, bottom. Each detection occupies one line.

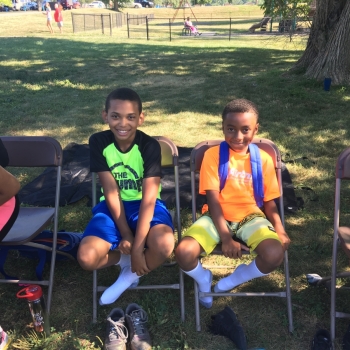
left=175, top=99, right=290, bottom=308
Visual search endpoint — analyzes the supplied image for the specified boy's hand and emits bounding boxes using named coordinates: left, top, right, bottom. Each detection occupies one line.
left=118, top=235, right=133, bottom=255
left=131, top=249, right=150, bottom=276
left=277, top=231, right=291, bottom=251
left=221, top=237, right=249, bottom=259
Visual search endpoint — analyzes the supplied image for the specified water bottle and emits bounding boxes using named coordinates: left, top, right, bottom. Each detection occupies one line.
left=17, top=285, right=50, bottom=336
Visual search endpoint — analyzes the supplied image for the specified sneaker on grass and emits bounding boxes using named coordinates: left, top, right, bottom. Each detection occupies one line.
left=125, top=303, right=152, bottom=350
left=104, top=308, right=128, bottom=350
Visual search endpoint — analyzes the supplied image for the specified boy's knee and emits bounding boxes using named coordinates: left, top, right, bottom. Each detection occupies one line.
left=151, top=234, right=174, bottom=258
left=256, top=239, right=284, bottom=269
left=175, top=240, right=197, bottom=264
left=77, top=246, right=98, bottom=270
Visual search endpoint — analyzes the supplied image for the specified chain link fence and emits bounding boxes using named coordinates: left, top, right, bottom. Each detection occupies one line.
left=71, top=12, right=126, bottom=34
left=71, top=12, right=310, bottom=40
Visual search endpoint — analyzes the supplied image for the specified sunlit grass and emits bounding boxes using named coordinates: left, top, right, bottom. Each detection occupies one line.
left=0, top=5, right=350, bottom=350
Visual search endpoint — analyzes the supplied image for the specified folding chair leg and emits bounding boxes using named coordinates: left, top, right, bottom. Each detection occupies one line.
left=93, top=269, right=98, bottom=323
left=284, top=251, right=294, bottom=333
left=194, top=281, right=201, bottom=331
left=180, top=269, right=185, bottom=322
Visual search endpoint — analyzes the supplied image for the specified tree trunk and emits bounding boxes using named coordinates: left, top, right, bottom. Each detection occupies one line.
left=291, top=0, right=350, bottom=85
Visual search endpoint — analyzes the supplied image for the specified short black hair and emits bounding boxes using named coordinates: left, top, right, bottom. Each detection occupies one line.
left=222, top=99, right=259, bottom=121
left=105, top=88, right=142, bottom=114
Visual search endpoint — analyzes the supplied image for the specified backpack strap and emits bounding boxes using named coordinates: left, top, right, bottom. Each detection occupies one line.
left=219, top=142, right=230, bottom=192
left=218, top=141, right=264, bottom=207
left=248, top=143, right=264, bottom=208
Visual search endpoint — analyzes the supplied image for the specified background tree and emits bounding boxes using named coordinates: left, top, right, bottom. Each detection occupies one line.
left=2, top=0, right=12, bottom=6
left=292, top=0, right=350, bottom=85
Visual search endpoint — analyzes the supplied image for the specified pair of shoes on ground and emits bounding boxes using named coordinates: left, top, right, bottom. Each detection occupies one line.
left=104, top=303, right=151, bottom=350
left=208, top=306, right=247, bottom=350
left=311, top=329, right=332, bottom=350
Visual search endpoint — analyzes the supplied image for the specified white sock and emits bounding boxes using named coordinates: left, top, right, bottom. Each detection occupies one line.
left=115, top=253, right=131, bottom=269
left=214, top=260, right=268, bottom=293
left=99, top=267, right=140, bottom=305
left=183, top=261, right=213, bottom=308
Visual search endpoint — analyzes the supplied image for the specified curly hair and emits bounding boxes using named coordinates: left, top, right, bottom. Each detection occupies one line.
left=222, top=99, right=259, bottom=121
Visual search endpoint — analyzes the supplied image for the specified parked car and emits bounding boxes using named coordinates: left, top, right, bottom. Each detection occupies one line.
left=20, top=1, right=36, bottom=10
left=0, top=4, right=11, bottom=10
left=72, top=0, right=80, bottom=8
left=12, top=0, right=29, bottom=10
left=134, top=0, right=153, bottom=7
left=88, top=1, right=105, bottom=7
left=125, top=1, right=141, bottom=8
left=60, top=0, right=73, bottom=9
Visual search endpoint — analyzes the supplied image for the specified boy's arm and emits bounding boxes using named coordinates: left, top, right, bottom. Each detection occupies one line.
left=98, top=171, right=134, bottom=254
left=131, top=176, right=160, bottom=276
left=207, top=190, right=249, bottom=259
left=263, top=199, right=291, bottom=251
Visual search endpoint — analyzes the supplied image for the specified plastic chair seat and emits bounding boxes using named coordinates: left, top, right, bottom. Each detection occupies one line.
left=1, top=207, right=54, bottom=245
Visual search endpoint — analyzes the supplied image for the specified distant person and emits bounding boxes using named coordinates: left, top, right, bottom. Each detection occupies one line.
left=184, top=16, right=201, bottom=36
left=43, top=2, right=54, bottom=34
left=54, top=3, right=63, bottom=33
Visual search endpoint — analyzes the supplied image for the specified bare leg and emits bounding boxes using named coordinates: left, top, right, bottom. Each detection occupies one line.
left=175, top=236, right=203, bottom=271
left=144, top=224, right=174, bottom=270
left=77, top=235, right=120, bottom=271
left=254, top=239, right=284, bottom=274
left=175, top=237, right=213, bottom=308
left=215, top=239, right=284, bottom=292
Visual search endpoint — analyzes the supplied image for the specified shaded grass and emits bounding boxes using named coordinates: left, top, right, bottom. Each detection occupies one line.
left=0, top=7, right=350, bottom=350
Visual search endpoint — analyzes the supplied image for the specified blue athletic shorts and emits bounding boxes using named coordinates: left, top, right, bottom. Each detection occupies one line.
left=83, top=199, right=174, bottom=250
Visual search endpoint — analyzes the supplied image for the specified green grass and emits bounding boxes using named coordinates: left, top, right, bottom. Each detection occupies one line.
left=0, top=6, right=350, bottom=350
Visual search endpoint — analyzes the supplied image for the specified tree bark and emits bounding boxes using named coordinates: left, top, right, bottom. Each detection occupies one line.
left=292, top=0, right=350, bottom=85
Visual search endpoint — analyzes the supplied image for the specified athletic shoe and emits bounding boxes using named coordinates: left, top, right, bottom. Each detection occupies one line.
left=208, top=306, right=247, bottom=350
left=343, top=323, right=350, bottom=349
left=104, top=308, right=128, bottom=350
left=125, top=303, right=152, bottom=350
left=311, top=329, right=332, bottom=350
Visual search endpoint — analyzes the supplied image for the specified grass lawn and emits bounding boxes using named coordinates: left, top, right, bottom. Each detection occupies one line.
left=1, top=5, right=350, bottom=350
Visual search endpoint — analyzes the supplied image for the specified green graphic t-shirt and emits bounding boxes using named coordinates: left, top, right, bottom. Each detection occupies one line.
left=89, top=130, right=162, bottom=202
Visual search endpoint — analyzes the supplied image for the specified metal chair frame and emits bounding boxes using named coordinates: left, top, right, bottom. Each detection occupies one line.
left=190, top=138, right=293, bottom=332
left=92, top=136, right=185, bottom=323
left=0, top=136, right=62, bottom=314
left=330, top=147, right=350, bottom=345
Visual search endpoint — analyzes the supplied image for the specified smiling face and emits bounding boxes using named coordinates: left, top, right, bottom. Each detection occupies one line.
left=222, top=112, right=259, bottom=154
left=102, top=99, right=144, bottom=151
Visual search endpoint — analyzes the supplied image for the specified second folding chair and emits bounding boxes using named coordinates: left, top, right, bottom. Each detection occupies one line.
left=92, top=136, right=185, bottom=323
left=190, top=138, right=293, bottom=332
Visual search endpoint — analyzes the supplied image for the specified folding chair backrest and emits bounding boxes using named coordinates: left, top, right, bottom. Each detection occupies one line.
left=1, top=136, right=62, bottom=167
left=335, top=147, right=350, bottom=179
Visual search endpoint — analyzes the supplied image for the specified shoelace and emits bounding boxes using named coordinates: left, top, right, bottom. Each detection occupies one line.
left=107, top=317, right=128, bottom=341
left=130, top=309, right=148, bottom=337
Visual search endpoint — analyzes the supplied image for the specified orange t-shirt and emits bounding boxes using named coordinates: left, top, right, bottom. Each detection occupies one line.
left=199, top=145, right=280, bottom=222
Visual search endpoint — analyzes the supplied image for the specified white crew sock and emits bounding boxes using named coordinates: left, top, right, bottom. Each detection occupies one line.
left=214, top=260, right=268, bottom=293
left=115, top=253, right=139, bottom=289
left=183, top=261, right=213, bottom=308
left=99, top=267, right=140, bottom=305
left=115, top=253, right=131, bottom=269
